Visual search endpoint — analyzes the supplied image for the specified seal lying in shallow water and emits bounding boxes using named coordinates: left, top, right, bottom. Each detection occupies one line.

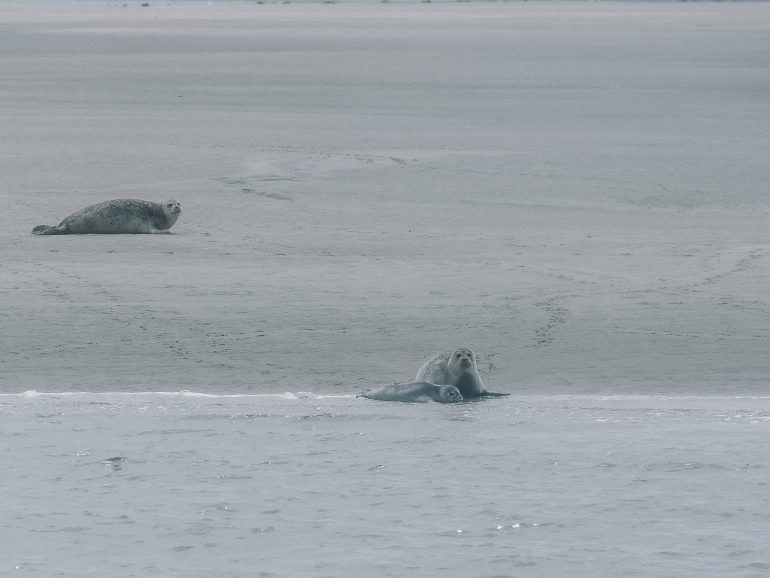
left=358, top=382, right=464, bottom=403
left=416, top=348, right=509, bottom=399
left=32, top=199, right=181, bottom=235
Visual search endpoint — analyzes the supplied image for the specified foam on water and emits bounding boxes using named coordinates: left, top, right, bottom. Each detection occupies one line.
left=8, top=389, right=355, bottom=398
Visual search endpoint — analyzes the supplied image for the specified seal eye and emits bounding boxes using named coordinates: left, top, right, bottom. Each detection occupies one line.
left=455, top=353, right=461, bottom=359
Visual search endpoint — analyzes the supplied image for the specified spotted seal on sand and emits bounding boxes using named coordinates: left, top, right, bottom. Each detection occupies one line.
left=416, top=348, right=509, bottom=398
left=358, top=382, right=464, bottom=403
left=32, top=199, right=181, bottom=235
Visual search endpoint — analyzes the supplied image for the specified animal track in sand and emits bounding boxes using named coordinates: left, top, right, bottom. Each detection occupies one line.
left=532, top=296, right=568, bottom=347
left=217, top=176, right=294, bottom=201
left=4, top=263, right=260, bottom=364
left=699, top=249, right=766, bottom=288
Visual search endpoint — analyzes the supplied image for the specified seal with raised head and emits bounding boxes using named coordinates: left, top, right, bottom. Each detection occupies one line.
left=416, top=348, right=509, bottom=399
left=32, top=198, right=181, bottom=235
left=358, top=381, right=463, bottom=403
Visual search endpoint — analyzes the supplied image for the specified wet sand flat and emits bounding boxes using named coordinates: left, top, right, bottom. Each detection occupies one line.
left=1, top=3, right=769, bottom=394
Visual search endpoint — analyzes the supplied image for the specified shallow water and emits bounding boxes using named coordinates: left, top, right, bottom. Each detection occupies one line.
left=3, top=391, right=770, bottom=575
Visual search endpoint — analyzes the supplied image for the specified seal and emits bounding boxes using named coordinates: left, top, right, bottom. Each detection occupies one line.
left=415, top=348, right=509, bottom=398
left=358, top=382, right=464, bottom=403
left=32, top=199, right=181, bottom=235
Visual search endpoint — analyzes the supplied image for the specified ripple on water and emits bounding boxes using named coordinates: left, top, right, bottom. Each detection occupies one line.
left=137, top=428, right=217, bottom=436
left=215, top=474, right=254, bottom=480
left=177, top=413, right=272, bottom=421
left=295, top=412, right=351, bottom=421
left=643, top=461, right=732, bottom=472
left=103, top=456, right=127, bottom=471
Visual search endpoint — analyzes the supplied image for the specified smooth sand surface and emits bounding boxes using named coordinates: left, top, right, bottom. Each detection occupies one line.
left=1, top=4, right=769, bottom=393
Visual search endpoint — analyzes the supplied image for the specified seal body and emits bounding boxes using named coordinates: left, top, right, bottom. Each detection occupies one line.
left=358, top=382, right=463, bottom=403
left=32, top=199, right=181, bottom=235
left=416, top=348, right=509, bottom=398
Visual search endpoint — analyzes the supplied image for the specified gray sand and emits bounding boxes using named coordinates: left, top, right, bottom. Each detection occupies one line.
left=1, top=4, right=769, bottom=393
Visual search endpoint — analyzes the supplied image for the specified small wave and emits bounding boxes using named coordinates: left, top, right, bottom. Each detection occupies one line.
left=529, top=394, right=770, bottom=402
left=0, top=390, right=357, bottom=400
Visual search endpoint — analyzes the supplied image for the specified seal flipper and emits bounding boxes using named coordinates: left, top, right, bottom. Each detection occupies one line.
left=482, top=391, right=510, bottom=397
left=32, top=224, right=69, bottom=235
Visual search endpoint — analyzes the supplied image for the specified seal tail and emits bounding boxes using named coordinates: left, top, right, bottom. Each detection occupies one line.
left=32, top=225, right=66, bottom=235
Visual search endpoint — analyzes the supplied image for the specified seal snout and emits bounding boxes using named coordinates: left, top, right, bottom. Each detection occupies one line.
left=459, top=358, right=471, bottom=368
